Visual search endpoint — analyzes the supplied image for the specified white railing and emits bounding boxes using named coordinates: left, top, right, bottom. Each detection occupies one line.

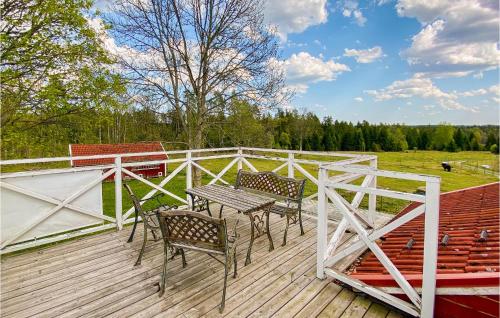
left=316, top=162, right=440, bottom=318
left=0, top=147, right=374, bottom=254
left=1, top=146, right=442, bottom=315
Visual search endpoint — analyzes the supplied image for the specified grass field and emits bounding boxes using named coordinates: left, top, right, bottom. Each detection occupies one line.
left=99, top=150, right=498, bottom=216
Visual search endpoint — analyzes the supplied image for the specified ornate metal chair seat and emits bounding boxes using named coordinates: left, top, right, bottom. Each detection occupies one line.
left=269, top=204, right=299, bottom=216
left=156, top=210, right=239, bottom=313
left=140, top=210, right=161, bottom=239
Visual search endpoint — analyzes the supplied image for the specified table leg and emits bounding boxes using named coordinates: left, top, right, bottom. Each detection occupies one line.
left=206, top=199, right=212, bottom=217
left=266, top=207, right=274, bottom=252
left=189, top=193, right=196, bottom=210
left=245, top=212, right=255, bottom=266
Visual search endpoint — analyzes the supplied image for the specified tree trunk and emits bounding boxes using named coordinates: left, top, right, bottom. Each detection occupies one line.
left=191, top=123, right=204, bottom=187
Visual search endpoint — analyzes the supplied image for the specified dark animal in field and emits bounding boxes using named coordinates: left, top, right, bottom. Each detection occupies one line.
left=441, top=162, right=451, bottom=172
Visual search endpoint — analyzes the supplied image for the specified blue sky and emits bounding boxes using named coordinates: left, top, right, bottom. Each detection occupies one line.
left=94, top=0, right=499, bottom=125
left=268, top=0, right=499, bottom=125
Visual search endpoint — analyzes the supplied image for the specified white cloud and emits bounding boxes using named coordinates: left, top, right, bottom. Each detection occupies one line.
left=275, top=52, right=350, bottom=93
left=87, top=17, right=152, bottom=67
left=265, top=0, right=328, bottom=41
left=458, top=88, right=488, bottom=97
left=473, top=72, right=484, bottom=79
left=354, top=97, right=364, bottom=102
left=488, top=84, right=500, bottom=104
left=364, top=74, right=477, bottom=112
left=93, top=0, right=113, bottom=12
left=341, top=1, right=367, bottom=26
left=352, top=10, right=367, bottom=26
left=344, top=46, right=384, bottom=63
left=458, top=84, right=499, bottom=99
left=286, top=41, right=308, bottom=48
left=313, top=39, right=327, bottom=50
left=396, top=0, right=500, bottom=77
left=377, top=0, right=392, bottom=5
left=489, top=84, right=500, bottom=95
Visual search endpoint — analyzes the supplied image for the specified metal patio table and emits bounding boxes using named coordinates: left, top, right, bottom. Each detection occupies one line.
left=186, top=184, right=275, bottom=265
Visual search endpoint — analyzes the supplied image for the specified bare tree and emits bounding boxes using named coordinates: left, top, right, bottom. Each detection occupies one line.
left=109, top=0, right=286, bottom=184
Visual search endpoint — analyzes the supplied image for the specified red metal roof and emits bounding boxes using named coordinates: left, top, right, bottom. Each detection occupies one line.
left=70, top=142, right=167, bottom=167
left=350, top=182, right=500, bottom=278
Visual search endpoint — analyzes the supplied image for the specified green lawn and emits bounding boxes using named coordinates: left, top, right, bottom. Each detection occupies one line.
left=102, top=151, right=498, bottom=217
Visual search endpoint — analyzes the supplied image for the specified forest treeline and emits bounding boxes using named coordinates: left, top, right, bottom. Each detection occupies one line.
left=2, top=99, right=499, bottom=159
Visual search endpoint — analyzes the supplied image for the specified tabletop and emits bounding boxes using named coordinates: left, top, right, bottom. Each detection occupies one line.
left=186, top=184, right=275, bottom=214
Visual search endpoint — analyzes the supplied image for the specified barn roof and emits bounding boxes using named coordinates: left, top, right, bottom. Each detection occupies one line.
left=349, top=182, right=499, bottom=285
left=70, top=142, right=167, bottom=167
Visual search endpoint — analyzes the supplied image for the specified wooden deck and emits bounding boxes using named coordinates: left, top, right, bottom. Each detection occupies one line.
left=0, top=206, right=402, bottom=318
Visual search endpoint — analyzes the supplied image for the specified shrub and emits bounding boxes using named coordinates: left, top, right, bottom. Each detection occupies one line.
left=490, top=144, right=499, bottom=154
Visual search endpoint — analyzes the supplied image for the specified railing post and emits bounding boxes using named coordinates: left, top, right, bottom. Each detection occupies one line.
left=237, top=147, right=243, bottom=171
left=288, top=153, right=294, bottom=178
left=368, top=157, right=377, bottom=223
left=421, top=178, right=440, bottom=318
left=316, top=166, right=328, bottom=279
left=114, top=156, right=123, bottom=230
left=186, top=150, right=192, bottom=208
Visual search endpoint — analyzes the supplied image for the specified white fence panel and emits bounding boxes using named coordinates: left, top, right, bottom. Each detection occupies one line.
left=1, top=169, right=104, bottom=246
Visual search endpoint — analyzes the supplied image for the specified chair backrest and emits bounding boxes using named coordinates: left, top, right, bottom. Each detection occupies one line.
left=156, top=210, right=227, bottom=253
left=235, top=170, right=306, bottom=202
left=123, top=183, right=143, bottom=215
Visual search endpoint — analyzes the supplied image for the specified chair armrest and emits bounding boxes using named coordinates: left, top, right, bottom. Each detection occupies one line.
left=139, top=193, right=164, bottom=202
left=141, top=193, right=177, bottom=212
left=144, top=204, right=178, bottom=215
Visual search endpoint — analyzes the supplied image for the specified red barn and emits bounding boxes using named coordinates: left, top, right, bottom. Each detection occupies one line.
left=69, top=142, right=168, bottom=181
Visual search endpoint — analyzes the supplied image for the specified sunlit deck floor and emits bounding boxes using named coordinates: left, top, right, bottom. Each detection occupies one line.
left=0, top=205, right=402, bottom=318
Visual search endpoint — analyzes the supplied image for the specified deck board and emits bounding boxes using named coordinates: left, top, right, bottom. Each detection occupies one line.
left=0, top=204, right=401, bottom=318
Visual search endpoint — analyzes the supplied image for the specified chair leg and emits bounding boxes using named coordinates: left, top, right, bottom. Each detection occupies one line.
left=159, top=243, right=169, bottom=297
left=170, top=246, right=176, bottom=260
left=151, top=227, right=158, bottom=241
left=206, top=199, right=213, bottom=217
left=135, top=223, right=148, bottom=266
left=127, top=210, right=139, bottom=243
left=180, top=249, right=187, bottom=268
left=233, top=248, right=238, bottom=278
left=220, top=257, right=229, bottom=313
left=245, top=213, right=255, bottom=266
left=266, top=210, right=274, bottom=252
left=299, top=211, right=305, bottom=235
left=282, top=215, right=290, bottom=246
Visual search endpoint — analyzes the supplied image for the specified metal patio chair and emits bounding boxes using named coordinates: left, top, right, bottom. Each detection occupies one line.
left=123, top=183, right=177, bottom=266
left=156, top=210, right=239, bottom=313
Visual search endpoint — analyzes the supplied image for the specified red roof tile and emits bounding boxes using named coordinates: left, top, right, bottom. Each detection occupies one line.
left=70, top=142, right=167, bottom=167
left=350, top=183, right=500, bottom=278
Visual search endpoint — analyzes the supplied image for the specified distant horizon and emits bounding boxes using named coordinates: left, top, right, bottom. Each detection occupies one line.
left=274, top=107, right=500, bottom=126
